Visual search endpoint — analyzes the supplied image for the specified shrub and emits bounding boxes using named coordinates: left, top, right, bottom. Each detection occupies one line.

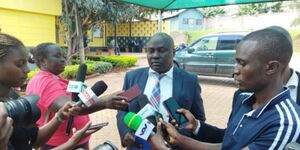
left=27, top=61, right=114, bottom=81
left=71, top=59, right=113, bottom=73
left=93, top=62, right=113, bottom=73
left=186, top=29, right=232, bottom=44
left=26, top=69, right=39, bottom=83
left=60, top=65, right=79, bottom=79
left=85, top=55, right=138, bottom=67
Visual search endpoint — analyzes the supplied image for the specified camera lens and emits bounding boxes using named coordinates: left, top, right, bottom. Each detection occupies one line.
left=93, top=141, right=118, bottom=150
left=4, top=95, right=41, bottom=128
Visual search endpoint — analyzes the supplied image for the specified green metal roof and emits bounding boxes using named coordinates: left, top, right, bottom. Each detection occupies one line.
left=121, top=0, right=289, bottom=10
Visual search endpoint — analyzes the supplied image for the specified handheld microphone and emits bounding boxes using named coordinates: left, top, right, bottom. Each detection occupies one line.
left=124, top=112, right=155, bottom=140
left=137, top=94, right=158, bottom=126
left=137, top=104, right=156, bottom=119
left=76, top=81, right=108, bottom=107
left=66, top=64, right=87, bottom=136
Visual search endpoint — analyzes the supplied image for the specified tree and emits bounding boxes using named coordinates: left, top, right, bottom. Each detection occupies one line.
left=60, top=0, right=155, bottom=64
left=237, top=2, right=283, bottom=16
left=290, top=1, right=300, bottom=26
left=198, top=7, right=226, bottom=18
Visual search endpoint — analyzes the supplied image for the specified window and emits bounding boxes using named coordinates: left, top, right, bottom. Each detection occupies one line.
left=196, top=19, right=202, bottom=25
left=217, top=35, right=244, bottom=50
left=183, top=18, right=189, bottom=24
left=192, top=36, right=218, bottom=51
left=92, top=26, right=103, bottom=38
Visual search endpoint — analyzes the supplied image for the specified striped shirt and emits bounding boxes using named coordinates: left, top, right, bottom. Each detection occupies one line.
left=222, top=88, right=300, bottom=150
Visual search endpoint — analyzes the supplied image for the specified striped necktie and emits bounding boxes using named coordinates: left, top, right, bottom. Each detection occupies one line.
left=149, top=73, right=166, bottom=110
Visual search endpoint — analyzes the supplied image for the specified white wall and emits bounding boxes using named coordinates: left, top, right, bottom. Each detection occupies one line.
left=204, top=11, right=299, bottom=30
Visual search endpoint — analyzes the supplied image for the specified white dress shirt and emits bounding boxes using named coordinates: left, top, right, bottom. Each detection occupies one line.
left=144, top=67, right=174, bottom=121
left=286, top=69, right=299, bottom=101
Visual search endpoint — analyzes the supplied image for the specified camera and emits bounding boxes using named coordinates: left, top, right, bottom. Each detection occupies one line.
left=4, top=95, right=41, bottom=128
left=93, top=141, right=118, bottom=150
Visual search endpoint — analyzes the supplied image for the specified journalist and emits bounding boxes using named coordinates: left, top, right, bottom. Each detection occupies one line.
left=0, top=33, right=101, bottom=150
left=149, top=26, right=300, bottom=150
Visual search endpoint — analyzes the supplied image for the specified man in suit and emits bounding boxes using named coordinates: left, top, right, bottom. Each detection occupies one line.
left=116, top=32, right=206, bottom=149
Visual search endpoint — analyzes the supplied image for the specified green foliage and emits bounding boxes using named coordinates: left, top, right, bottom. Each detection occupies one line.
left=198, top=7, right=226, bottom=18
left=60, top=65, right=80, bottom=79
left=26, top=69, right=40, bottom=83
left=60, top=0, right=156, bottom=63
left=288, top=30, right=300, bottom=53
left=186, top=29, right=230, bottom=44
left=85, top=55, right=138, bottom=67
left=27, top=61, right=113, bottom=81
left=290, top=1, right=300, bottom=27
left=92, top=62, right=113, bottom=73
left=237, top=2, right=283, bottom=16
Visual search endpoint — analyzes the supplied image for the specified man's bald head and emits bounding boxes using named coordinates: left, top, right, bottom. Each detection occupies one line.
left=147, top=32, right=174, bottom=51
left=146, top=32, right=175, bottom=73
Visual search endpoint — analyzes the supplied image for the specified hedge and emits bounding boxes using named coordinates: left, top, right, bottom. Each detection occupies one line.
left=75, top=55, right=138, bottom=68
left=26, top=61, right=113, bottom=81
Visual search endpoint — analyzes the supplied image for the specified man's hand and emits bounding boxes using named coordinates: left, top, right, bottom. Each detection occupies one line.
left=148, top=122, right=168, bottom=150
left=57, top=102, right=82, bottom=120
left=170, top=109, right=198, bottom=131
left=70, top=121, right=101, bottom=144
left=0, top=103, right=13, bottom=150
left=160, top=119, right=181, bottom=146
left=123, top=132, right=142, bottom=148
left=52, top=121, right=102, bottom=150
left=103, top=95, right=128, bottom=110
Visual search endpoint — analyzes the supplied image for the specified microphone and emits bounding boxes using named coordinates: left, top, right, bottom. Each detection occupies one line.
left=124, top=112, right=155, bottom=140
left=137, top=104, right=156, bottom=119
left=76, top=81, right=108, bottom=107
left=136, top=94, right=158, bottom=126
left=66, top=64, right=87, bottom=135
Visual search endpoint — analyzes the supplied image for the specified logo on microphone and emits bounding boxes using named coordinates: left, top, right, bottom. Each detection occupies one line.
left=139, top=124, right=148, bottom=135
left=135, top=120, right=155, bottom=140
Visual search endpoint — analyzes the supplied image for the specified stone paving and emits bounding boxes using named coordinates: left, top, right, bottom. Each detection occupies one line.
left=84, top=53, right=238, bottom=149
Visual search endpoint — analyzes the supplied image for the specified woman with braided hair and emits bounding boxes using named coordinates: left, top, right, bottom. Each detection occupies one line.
left=0, top=33, right=101, bottom=150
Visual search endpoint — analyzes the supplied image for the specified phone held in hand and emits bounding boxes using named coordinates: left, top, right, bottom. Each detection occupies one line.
left=163, top=97, right=188, bottom=129
left=88, top=122, right=109, bottom=130
left=117, top=85, right=141, bottom=102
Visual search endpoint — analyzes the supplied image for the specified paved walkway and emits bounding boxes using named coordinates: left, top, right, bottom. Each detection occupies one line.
left=85, top=52, right=300, bottom=149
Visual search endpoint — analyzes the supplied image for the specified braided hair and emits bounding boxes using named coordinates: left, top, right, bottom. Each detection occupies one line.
left=0, top=33, right=25, bottom=61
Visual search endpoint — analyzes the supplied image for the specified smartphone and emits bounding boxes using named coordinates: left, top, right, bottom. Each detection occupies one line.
left=88, top=122, right=109, bottom=130
left=155, top=112, right=163, bottom=124
left=117, top=85, right=141, bottom=102
left=163, top=97, right=188, bottom=129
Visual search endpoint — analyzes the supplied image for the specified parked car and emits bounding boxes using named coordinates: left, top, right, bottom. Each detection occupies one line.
left=173, top=31, right=249, bottom=77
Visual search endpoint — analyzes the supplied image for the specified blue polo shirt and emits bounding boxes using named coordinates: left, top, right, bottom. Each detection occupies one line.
left=222, top=88, right=300, bottom=150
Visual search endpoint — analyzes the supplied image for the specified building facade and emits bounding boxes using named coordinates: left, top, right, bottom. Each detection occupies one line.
left=0, top=0, right=61, bottom=46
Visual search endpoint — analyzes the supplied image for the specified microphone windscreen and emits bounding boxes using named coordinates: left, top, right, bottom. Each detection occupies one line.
left=91, top=81, right=108, bottom=96
left=124, top=112, right=143, bottom=131
left=76, top=64, right=87, bottom=82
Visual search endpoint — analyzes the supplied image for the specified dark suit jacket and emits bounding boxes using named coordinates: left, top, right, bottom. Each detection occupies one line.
left=117, top=67, right=206, bottom=147
left=196, top=70, right=300, bottom=143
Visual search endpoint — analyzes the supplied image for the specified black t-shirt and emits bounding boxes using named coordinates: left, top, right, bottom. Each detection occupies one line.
left=8, top=126, right=38, bottom=150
